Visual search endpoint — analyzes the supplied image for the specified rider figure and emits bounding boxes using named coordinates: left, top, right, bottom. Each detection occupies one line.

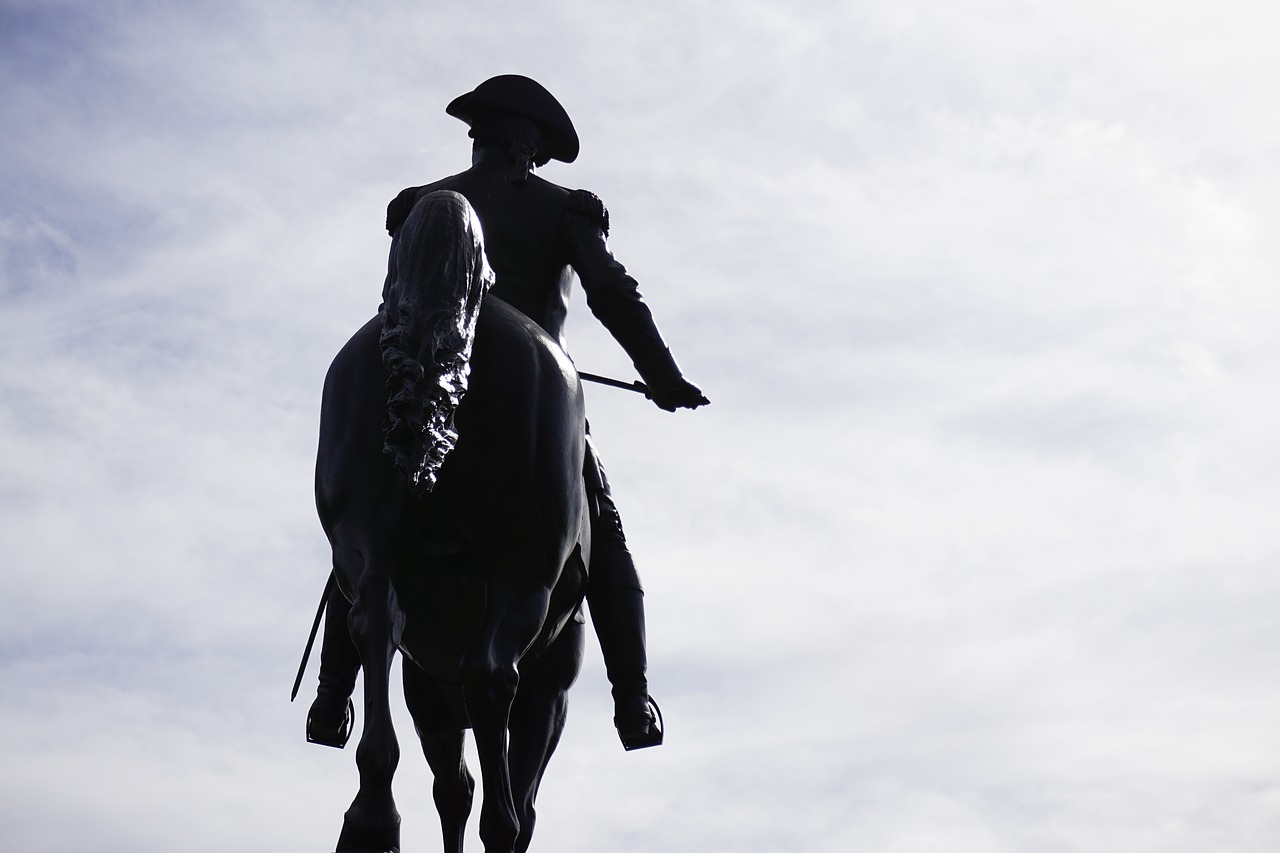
left=308, top=75, right=708, bottom=751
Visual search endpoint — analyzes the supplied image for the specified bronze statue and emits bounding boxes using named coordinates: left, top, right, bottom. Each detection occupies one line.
left=304, top=76, right=707, bottom=852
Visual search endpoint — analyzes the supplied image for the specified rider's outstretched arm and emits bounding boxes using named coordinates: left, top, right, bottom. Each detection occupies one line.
left=563, top=192, right=708, bottom=412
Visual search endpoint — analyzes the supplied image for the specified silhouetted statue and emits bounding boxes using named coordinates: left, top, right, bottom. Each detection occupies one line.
left=306, top=76, right=707, bottom=853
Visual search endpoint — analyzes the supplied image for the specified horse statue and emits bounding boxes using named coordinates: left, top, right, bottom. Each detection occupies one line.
left=314, top=189, right=591, bottom=853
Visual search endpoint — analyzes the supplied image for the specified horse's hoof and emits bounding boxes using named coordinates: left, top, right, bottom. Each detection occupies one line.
left=307, top=696, right=354, bottom=748
left=336, top=810, right=401, bottom=853
left=616, top=695, right=664, bottom=751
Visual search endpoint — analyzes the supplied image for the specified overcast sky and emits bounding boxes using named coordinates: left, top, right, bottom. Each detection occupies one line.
left=3, top=1, right=1279, bottom=851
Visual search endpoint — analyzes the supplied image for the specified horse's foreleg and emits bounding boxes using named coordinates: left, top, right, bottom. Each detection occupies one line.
left=403, top=664, right=473, bottom=853
left=337, top=569, right=403, bottom=853
left=461, top=586, right=552, bottom=853
left=508, top=617, right=585, bottom=853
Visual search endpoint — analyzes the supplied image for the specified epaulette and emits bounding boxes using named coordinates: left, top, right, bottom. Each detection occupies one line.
left=386, top=187, right=420, bottom=235
left=566, top=189, right=610, bottom=237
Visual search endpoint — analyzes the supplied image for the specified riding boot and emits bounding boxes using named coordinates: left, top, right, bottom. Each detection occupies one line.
left=586, top=547, right=663, bottom=750
left=307, top=587, right=360, bottom=748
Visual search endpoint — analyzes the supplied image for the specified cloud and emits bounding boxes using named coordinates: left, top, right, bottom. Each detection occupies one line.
left=3, top=2, right=1280, bottom=852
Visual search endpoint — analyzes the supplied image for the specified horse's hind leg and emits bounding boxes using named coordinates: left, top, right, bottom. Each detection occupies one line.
left=403, top=664, right=473, bottom=853
left=461, top=585, right=553, bottom=853
left=337, top=568, right=403, bottom=853
left=508, top=617, right=585, bottom=853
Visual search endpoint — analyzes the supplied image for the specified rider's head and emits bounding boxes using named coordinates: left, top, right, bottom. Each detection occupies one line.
left=446, top=75, right=579, bottom=180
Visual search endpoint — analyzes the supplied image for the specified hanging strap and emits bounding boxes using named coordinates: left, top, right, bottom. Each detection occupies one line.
left=291, top=571, right=336, bottom=701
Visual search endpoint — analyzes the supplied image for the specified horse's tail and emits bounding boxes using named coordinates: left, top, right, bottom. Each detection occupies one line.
left=380, top=190, right=493, bottom=494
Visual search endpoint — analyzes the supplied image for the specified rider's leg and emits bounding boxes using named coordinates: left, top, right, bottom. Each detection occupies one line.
left=307, top=584, right=361, bottom=747
left=584, top=438, right=663, bottom=750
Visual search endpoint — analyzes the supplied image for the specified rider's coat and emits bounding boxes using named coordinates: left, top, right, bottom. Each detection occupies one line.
left=384, top=159, right=681, bottom=393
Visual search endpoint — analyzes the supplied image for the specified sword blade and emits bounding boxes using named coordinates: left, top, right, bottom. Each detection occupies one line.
left=578, top=371, right=649, bottom=396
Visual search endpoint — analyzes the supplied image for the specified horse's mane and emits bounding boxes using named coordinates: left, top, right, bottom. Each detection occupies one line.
left=380, top=190, right=492, bottom=494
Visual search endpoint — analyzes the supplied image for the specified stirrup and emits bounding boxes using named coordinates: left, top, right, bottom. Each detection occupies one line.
left=617, top=696, right=664, bottom=751
left=307, top=697, right=354, bottom=749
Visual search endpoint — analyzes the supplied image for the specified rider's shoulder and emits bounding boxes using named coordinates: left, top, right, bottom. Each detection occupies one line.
left=386, top=175, right=463, bottom=235
left=525, top=173, right=570, bottom=199
left=560, top=186, right=610, bottom=237
left=523, top=176, right=608, bottom=235
left=386, top=184, right=429, bottom=236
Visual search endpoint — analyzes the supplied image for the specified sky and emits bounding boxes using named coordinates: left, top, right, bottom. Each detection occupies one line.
left=2, top=1, right=1279, bottom=851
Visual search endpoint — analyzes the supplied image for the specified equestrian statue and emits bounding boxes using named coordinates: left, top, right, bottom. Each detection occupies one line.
left=303, top=75, right=708, bottom=853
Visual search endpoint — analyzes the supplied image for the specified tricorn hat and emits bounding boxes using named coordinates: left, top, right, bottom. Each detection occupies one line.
left=446, top=75, right=580, bottom=163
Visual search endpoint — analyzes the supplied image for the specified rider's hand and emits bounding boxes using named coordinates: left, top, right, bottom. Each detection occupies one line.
left=649, top=378, right=710, bottom=412
left=634, top=348, right=709, bottom=411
